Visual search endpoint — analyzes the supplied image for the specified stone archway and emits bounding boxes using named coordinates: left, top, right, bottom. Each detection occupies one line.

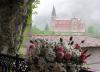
left=0, top=0, right=35, bottom=55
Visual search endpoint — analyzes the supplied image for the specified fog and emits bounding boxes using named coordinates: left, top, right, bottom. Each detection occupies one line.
left=32, top=0, right=100, bottom=30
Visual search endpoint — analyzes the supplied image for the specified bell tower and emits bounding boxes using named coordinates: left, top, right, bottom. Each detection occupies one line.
left=51, top=5, right=56, bottom=20
left=51, top=5, right=56, bottom=31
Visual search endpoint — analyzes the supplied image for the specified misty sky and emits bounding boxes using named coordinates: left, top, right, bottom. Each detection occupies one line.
left=32, top=0, right=100, bottom=30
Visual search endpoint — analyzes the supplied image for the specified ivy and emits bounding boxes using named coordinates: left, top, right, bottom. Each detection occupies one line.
left=26, top=0, right=40, bottom=26
left=18, top=0, right=40, bottom=53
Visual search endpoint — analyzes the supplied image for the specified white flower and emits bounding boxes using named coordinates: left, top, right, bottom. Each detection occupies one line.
left=45, top=48, right=56, bottom=62
left=65, top=43, right=74, bottom=52
left=72, top=49, right=81, bottom=57
left=81, top=63, right=88, bottom=68
left=65, top=43, right=70, bottom=51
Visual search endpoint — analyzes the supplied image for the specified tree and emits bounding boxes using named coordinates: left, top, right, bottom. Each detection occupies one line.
left=32, top=25, right=42, bottom=34
left=88, top=26, right=94, bottom=34
left=87, top=26, right=97, bottom=34
left=45, top=24, right=49, bottom=31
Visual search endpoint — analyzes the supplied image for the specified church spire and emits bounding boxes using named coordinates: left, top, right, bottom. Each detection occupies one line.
left=51, top=5, right=56, bottom=19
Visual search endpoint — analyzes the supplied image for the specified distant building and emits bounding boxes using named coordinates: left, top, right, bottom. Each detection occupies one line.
left=51, top=6, right=85, bottom=33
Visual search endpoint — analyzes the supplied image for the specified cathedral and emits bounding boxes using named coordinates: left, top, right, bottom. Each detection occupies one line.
left=50, top=6, right=85, bottom=33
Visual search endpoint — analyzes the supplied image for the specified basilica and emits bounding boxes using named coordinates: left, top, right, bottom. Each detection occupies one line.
left=50, top=6, right=85, bottom=33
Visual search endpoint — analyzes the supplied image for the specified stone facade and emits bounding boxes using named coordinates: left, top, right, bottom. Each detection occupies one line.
left=51, top=6, right=85, bottom=33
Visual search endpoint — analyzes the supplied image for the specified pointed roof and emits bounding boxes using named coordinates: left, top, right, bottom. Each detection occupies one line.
left=51, top=5, right=56, bottom=17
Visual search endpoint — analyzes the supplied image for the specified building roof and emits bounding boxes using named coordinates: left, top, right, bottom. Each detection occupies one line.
left=51, top=5, right=56, bottom=17
left=32, top=35, right=100, bottom=47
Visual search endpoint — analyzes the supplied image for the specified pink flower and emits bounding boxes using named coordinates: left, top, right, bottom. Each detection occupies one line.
left=56, top=46, right=64, bottom=52
left=79, top=48, right=83, bottom=52
left=80, top=53, right=91, bottom=63
left=81, top=53, right=91, bottom=60
left=75, top=44, right=83, bottom=52
left=83, top=60, right=86, bottom=63
left=29, top=44, right=35, bottom=51
left=56, top=52, right=64, bottom=59
left=64, top=52, right=72, bottom=60
left=81, top=54, right=87, bottom=60
left=75, top=44, right=80, bottom=49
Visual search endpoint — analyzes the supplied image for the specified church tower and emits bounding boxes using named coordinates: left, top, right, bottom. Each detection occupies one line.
left=51, top=5, right=56, bottom=20
left=50, top=5, right=56, bottom=31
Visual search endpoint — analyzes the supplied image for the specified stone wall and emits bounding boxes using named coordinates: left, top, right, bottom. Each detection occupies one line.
left=0, top=0, right=34, bottom=54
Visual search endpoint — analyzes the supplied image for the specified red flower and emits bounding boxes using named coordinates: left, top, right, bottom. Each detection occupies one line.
left=81, top=54, right=87, bottom=60
left=75, top=44, right=80, bottom=49
left=80, top=54, right=87, bottom=63
left=80, top=53, right=91, bottom=63
left=56, top=46, right=64, bottom=52
left=64, top=52, right=72, bottom=60
left=79, top=48, right=83, bottom=52
left=83, top=60, right=87, bottom=63
left=29, top=44, right=35, bottom=51
left=56, top=52, right=64, bottom=59
left=75, top=44, right=83, bottom=52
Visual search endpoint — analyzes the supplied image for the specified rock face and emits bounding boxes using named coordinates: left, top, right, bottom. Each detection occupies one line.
left=0, top=0, right=34, bottom=54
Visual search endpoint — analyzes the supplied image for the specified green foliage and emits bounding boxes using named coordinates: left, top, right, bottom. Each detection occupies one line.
left=32, top=0, right=40, bottom=13
left=85, top=25, right=100, bottom=38
left=86, top=25, right=100, bottom=35
left=24, top=0, right=40, bottom=36
left=45, top=24, right=49, bottom=31
left=87, top=26, right=96, bottom=34
left=25, top=0, right=40, bottom=26
left=26, top=4, right=32, bottom=25
left=32, top=26, right=43, bottom=34
left=31, top=26, right=74, bottom=35
left=19, top=0, right=40, bottom=54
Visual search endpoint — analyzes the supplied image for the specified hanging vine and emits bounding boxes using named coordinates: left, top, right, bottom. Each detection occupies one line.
left=16, top=0, right=40, bottom=52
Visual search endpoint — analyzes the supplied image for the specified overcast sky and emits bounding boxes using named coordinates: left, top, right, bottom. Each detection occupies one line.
left=32, top=0, right=100, bottom=30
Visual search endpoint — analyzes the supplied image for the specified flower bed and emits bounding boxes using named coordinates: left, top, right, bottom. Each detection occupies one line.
left=27, top=36, right=93, bottom=72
